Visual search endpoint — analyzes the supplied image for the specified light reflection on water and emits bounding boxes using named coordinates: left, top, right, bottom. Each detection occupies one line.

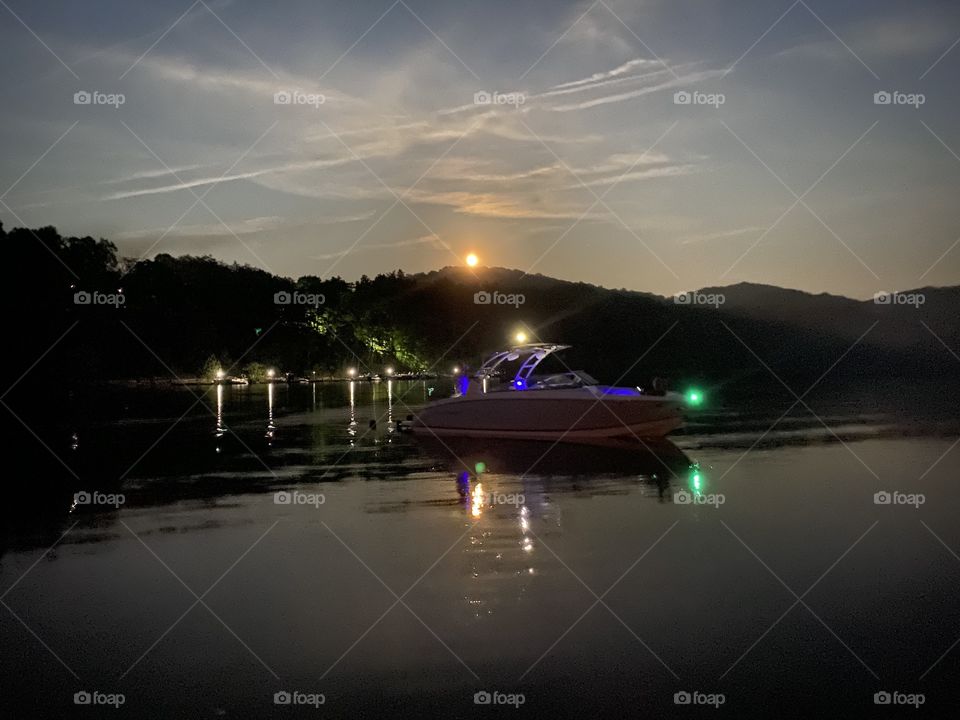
left=6, top=379, right=950, bottom=543
left=2, top=382, right=960, bottom=716
left=7, top=378, right=955, bottom=542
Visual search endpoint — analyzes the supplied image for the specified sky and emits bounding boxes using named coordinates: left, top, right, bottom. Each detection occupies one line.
left=1, top=0, right=959, bottom=298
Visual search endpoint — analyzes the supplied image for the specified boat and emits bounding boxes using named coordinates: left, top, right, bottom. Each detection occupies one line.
left=215, top=375, right=249, bottom=386
left=409, top=343, right=688, bottom=443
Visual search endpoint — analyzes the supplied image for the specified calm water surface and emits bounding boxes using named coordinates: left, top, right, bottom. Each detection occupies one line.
left=2, top=381, right=959, bottom=717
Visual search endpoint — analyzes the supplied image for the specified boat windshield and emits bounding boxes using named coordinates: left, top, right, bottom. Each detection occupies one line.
left=527, top=371, right=598, bottom=389
left=483, top=370, right=598, bottom=392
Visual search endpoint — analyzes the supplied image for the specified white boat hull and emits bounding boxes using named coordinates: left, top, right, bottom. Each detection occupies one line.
left=410, top=389, right=683, bottom=442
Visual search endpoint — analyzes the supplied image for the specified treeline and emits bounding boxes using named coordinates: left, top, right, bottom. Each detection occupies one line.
left=3, top=223, right=444, bottom=382
left=4, top=222, right=954, bottom=396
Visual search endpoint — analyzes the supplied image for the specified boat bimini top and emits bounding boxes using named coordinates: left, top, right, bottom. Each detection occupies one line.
left=479, top=343, right=568, bottom=375
left=476, top=343, right=603, bottom=391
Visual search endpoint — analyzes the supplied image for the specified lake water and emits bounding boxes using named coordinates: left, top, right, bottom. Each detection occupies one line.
left=1, top=381, right=959, bottom=717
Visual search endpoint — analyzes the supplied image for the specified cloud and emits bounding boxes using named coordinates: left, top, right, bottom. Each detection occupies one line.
left=569, top=163, right=698, bottom=189
left=9, top=20, right=720, bottom=274
left=403, top=188, right=601, bottom=220
left=556, top=2, right=636, bottom=57
left=427, top=157, right=560, bottom=183
left=571, top=151, right=675, bottom=175
left=549, top=68, right=726, bottom=111
left=102, top=156, right=370, bottom=200
left=776, top=14, right=957, bottom=62
left=538, top=67, right=672, bottom=99
left=116, top=216, right=287, bottom=240
left=679, top=226, right=768, bottom=245
left=103, top=164, right=206, bottom=184
left=550, top=58, right=664, bottom=90
left=116, top=211, right=376, bottom=241
left=132, top=53, right=357, bottom=105
left=310, top=233, right=446, bottom=260
left=314, top=210, right=379, bottom=225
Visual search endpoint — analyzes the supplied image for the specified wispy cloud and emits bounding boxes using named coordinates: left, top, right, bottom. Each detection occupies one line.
left=550, top=58, right=663, bottom=90
left=538, top=67, right=672, bottom=98
left=116, top=215, right=287, bottom=240
left=404, top=188, right=599, bottom=220
left=680, top=226, right=767, bottom=245
left=310, top=233, right=445, bottom=260
left=570, top=163, right=698, bottom=189
left=103, top=164, right=206, bottom=184
left=6, top=0, right=946, bottom=300
left=103, top=156, right=369, bottom=200
left=776, top=14, right=956, bottom=62
left=550, top=68, right=726, bottom=111
left=117, top=211, right=376, bottom=242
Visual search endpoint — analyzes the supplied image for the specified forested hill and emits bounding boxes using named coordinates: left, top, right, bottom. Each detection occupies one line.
left=4, top=223, right=958, bottom=393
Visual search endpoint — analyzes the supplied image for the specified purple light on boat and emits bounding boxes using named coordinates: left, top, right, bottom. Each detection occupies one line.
left=597, top=386, right=640, bottom=396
